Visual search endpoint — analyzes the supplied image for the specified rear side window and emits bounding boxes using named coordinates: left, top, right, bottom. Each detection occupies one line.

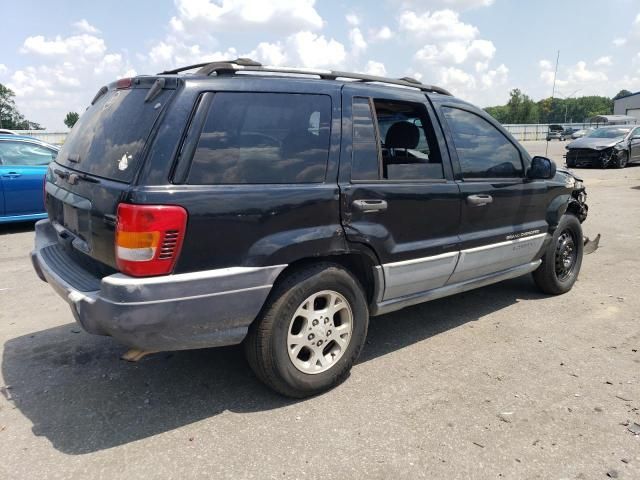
left=187, top=93, right=331, bottom=184
left=56, top=87, right=173, bottom=182
left=0, top=141, right=57, bottom=166
left=442, top=107, right=523, bottom=179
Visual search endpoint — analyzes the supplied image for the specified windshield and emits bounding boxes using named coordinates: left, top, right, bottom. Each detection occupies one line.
left=56, top=86, right=173, bottom=182
left=586, top=127, right=631, bottom=139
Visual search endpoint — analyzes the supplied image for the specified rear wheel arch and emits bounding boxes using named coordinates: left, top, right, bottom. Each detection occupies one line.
left=268, top=250, right=380, bottom=307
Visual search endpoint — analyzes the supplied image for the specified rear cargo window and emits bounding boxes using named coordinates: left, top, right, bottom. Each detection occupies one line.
left=56, top=87, right=172, bottom=182
left=187, top=92, right=331, bottom=184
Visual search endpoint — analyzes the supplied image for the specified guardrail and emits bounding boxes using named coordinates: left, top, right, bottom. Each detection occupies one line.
left=502, top=121, right=638, bottom=141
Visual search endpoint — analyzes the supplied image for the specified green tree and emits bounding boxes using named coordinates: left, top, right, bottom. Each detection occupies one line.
left=0, top=83, right=43, bottom=130
left=486, top=89, right=540, bottom=124
left=64, top=111, right=79, bottom=129
left=613, top=89, right=632, bottom=100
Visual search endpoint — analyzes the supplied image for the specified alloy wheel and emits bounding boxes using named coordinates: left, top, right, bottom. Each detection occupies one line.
left=287, top=290, right=353, bottom=374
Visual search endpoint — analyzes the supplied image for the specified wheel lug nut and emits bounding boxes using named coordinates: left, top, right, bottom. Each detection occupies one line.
left=327, top=330, right=331, bottom=336
left=317, top=340, right=323, bottom=346
left=312, top=319, right=319, bottom=326
left=324, top=318, right=329, bottom=324
left=308, top=333, right=315, bottom=340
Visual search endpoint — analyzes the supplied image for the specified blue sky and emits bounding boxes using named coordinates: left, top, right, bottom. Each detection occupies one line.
left=2, top=0, right=639, bottom=130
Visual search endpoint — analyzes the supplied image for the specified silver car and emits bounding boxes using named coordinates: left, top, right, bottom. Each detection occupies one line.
left=565, top=126, right=640, bottom=168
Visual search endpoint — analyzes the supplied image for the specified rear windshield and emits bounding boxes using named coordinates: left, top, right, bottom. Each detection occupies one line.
left=56, top=87, right=172, bottom=182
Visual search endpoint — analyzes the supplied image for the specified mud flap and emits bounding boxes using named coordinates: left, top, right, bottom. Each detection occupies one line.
left=584, top=234, right=600, bottom=255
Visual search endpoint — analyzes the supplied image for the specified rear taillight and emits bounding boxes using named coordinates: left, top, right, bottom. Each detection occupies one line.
left=115, top=204, right=187, bottom=277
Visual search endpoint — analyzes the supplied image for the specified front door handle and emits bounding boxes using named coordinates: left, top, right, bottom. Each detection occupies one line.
left=353, top=199, right=388, bottom=213
left=467, top=194, right=493, bottom=206
left=1, top=172, right=22, bottom=179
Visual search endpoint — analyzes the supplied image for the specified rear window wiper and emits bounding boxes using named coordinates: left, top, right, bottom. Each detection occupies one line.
left=53, top=168, right=100, bottom=184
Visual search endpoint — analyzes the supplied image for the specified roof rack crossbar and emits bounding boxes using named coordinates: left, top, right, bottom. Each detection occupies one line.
left=162, top=58, right=453, bottom=96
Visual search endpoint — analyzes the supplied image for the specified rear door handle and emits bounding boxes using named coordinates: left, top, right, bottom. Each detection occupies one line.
left=352, top=199, right=388, bottom=213
left=1, top=172, right=22, bottom=179
left=467, top=194, right=493, bottom=206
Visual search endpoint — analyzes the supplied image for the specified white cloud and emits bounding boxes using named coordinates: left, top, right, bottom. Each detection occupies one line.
left=613, top=37, right=627, bottom=47
left=415, top=38, right=495, bottom=66
left=594, top=56, right=612, bottom=67
left=93, top=53, right=124, bottom=75
left=73, top=19, right=100, bottom=34
left=539, top=59, right=553, bottom=70
left=363, top=60, right=387, bottom=76
left=392, top=0, right=493, bottom=10
left=286, top=31, right=346, bottom=68
left=538, top=59, right=613, bottom=96
left=346, top=13, right=359, bottom=26
left=349, top=28, right=367, bottom=56
left=399, top=9, right=478, bottom=41
left=21, top=34, right=106, bottom=59
left=10, top=28, right=138, bottom=129
left=371, top=26, right=393, bottom=41
left=480, top=64, right=508, bottom=88
left=0, top=64, right=7, bottom=75
left=248, top=42, right=288, bottom=66
left=170, top=0, right=323, bottom=36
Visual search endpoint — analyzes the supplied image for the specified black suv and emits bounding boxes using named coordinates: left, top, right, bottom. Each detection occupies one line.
left=31, top=59, right=591, bottom=397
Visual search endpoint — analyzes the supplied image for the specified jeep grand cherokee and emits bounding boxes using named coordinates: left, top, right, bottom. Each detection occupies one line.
left=31, top=59, right=591, bottom=397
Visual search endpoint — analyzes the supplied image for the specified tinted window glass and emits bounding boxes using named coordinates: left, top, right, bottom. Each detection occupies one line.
left=443, top=107, right=523, bottom=178
left=374, top=100, right=443, bottom=180
left=351, top=97, right=379, bottom=180
left=187, top=93, right=331, bottom=184
left=0, top=141, right=57, bottom=166
left=56, top=87, right=172, bottom=182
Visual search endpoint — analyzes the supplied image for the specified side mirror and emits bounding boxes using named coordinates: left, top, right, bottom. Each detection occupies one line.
left=528, top=156, right=557, bottom=180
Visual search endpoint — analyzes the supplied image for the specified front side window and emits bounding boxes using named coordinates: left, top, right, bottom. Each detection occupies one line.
left=0, top=141, right=57, bottom=166
left=442, top=106, right=523, bottom=179
left=187, top=92, right=331, bottom=184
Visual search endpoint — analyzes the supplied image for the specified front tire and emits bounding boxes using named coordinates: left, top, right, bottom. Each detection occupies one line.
left=244, top=263, right=369, bottom=398
left=612, top=151, right=628, bottom=169
left=532, top=215, right=583, bottom=295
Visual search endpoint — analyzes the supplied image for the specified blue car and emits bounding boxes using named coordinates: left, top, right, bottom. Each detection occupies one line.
left=0, top=135, right=59, bottom=223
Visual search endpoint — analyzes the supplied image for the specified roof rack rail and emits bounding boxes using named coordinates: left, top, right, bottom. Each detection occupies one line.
left=160, top=58, right=452, bottom=96
left=158, top=58, right=261, bottom=75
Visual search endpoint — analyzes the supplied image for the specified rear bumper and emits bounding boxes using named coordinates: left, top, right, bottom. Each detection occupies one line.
left=31, top=220, right=285, bottom=351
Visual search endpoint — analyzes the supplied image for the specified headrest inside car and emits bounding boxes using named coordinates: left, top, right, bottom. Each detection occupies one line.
left=385, top=121, right=420, bottom=150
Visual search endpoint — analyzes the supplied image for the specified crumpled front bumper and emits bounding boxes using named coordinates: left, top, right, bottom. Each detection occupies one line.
left=31, top=219, right=285, bottom=351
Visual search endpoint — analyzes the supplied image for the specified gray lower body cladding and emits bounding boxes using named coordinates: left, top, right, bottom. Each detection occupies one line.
left=31, top=220, right=286, bottom=351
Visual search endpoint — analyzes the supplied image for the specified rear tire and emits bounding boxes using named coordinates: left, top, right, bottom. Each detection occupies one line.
left=244, top=263, right=369, bottom=398
left=532, top=215, right=583, bottom=295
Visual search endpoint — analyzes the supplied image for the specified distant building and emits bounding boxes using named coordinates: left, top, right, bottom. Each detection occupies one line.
left=613, top=91, right=640, bottom=121
left=588, top=114, right=638, bottom=125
